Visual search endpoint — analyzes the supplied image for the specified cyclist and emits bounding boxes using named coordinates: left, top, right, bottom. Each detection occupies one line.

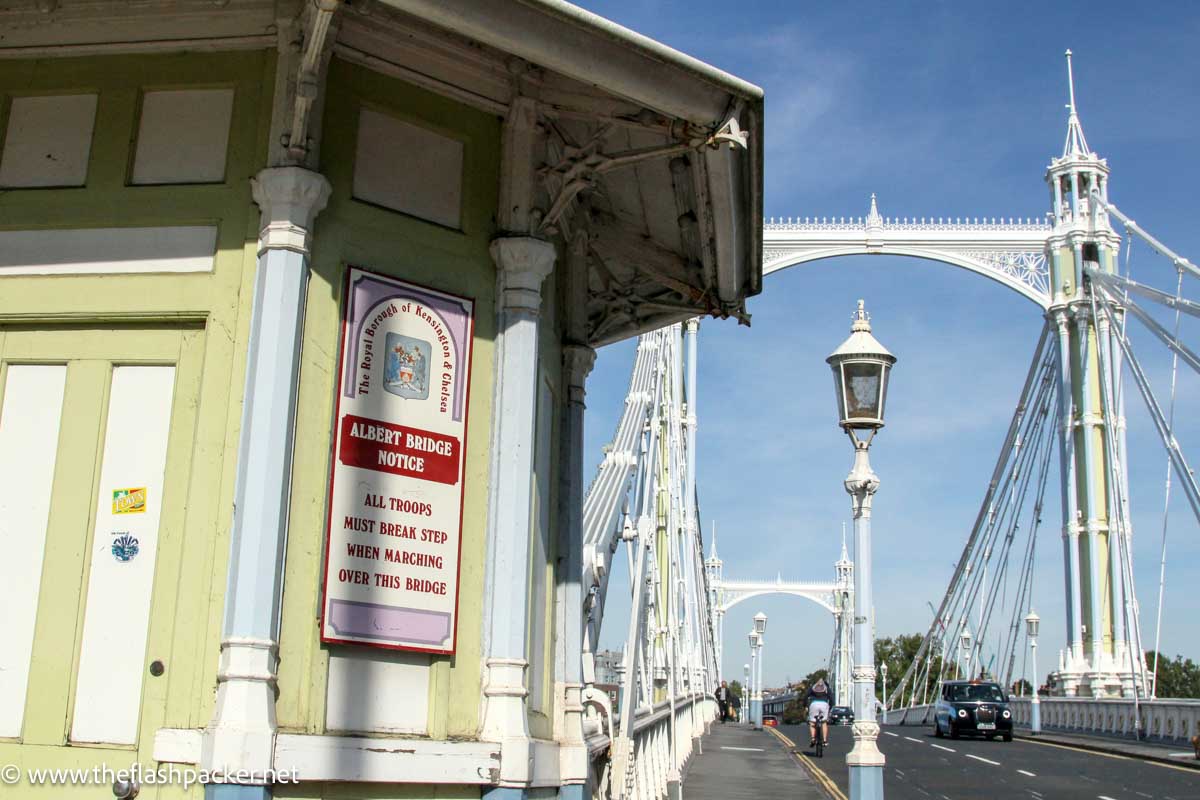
left=806, top=678, right=832, bottom=748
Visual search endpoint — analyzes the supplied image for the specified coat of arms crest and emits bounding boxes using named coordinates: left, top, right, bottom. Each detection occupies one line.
left=384, top=333, right=431, bottom=400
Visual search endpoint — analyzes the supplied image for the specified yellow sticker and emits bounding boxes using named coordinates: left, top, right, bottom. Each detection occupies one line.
left=112, top=487, right=147, bottom=514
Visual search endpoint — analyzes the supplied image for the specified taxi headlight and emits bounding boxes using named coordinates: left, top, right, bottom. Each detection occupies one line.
left=1002, top=710, right=1011, bottom=719
left=957, top=709, right=968, bottom=718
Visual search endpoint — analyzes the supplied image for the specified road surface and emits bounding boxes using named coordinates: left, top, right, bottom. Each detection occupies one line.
left=772, top=723, right=1199, bottom=800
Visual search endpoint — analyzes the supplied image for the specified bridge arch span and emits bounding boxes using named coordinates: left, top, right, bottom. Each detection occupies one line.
left=763, top=246, right=1051, bottom=309
left=719, top=582, right=839, bottom=614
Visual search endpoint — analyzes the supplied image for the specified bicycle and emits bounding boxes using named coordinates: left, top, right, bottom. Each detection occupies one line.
left=810, top=711, right=826, bottom=758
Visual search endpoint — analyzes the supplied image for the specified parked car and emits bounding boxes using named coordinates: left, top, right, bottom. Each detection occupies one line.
left=933, top=680, right=1013, bottom=741
left=762, top=715, right=779, bottom=727
left=828, top=706, right=855, bottom=725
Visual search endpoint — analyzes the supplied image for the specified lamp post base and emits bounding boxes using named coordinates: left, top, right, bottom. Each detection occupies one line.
left=849, top=764, right=885, bottom=800
left=1031, top=698, right=1041, bottom=735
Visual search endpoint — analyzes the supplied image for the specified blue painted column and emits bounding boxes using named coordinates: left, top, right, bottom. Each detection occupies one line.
left=556, top=231, right=595, bottom=800
left=202, top=167, right=330, bottom=799
left=479, top=236, right=556, bottom=798
left=845, top=440, right=884, bottom=800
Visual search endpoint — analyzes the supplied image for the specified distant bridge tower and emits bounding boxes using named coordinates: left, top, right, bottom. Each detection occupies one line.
left=705, top=534, right=725, bottom=683
left=833, top=531, right=854, bottom=707
left=1044, top=51, right=1142, bottom=697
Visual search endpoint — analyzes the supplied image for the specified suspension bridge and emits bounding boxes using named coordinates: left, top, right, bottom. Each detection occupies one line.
left=578, top=52, right=1200, bottom=799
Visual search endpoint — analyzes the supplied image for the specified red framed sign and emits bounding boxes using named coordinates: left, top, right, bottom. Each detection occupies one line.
left=320, top=266, right=475, bottom=653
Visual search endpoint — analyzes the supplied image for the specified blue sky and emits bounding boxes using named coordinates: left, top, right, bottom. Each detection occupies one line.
left=578, top=1, right=1200, bottom=689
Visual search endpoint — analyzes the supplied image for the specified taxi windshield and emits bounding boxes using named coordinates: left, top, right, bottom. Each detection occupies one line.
left=950, top=684, right=1005, bottom=702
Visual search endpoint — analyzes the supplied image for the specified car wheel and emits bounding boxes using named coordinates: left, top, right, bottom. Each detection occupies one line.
left=986, top=734, right=996, bottom=741
left=933, top=719, right=944, bottom=738
left=949, top=722, right=960, bottom=740
left=1003, top=732, right=1013, bottom=742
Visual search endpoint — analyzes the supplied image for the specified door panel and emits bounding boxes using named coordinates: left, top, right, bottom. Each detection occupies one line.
left=72, top=365, right=177, bottom=745
left=0, top=365, right=67, bottom=738
left=0, top=327, right=203, bottom=798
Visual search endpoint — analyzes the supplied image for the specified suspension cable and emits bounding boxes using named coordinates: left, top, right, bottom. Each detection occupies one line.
left=1151, top=266, right=1184, bottom=697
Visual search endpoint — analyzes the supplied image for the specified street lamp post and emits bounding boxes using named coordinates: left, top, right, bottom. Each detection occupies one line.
left=754, top=613, right=767, bottom=729
left=743, top=663, right=751, bottom=725
left=828, top=300, right=896, bottom=800
left=1025, top=610, right=1041, bottom=735
left=748, top=631, right=758, bottom=728
left=960, top=628, right=973, bottom=681
left=881, top=662, right=889, bottom=723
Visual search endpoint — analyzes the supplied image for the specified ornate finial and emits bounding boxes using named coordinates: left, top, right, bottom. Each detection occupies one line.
left=866, top=193, right=883, bottom=229
left=1065, top=49, right=1077, bottom=115
left=1061, top=49, right=1091, bottom=158
left=840, top=522, right=849, bottom=562
left=851, top=299, right=872, bottom=333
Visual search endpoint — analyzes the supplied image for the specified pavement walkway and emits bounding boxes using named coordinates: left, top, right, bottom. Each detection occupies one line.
left=682, top=722, right=830, bottom=799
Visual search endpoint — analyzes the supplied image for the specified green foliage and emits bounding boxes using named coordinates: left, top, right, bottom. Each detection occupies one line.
left=874, top=634, right=945, bottom=705
left=1146, top=651, right=1200, bottom=698
left=728, top=680, right=744, bottom=699
left=782, top=695, right=807, bottom=725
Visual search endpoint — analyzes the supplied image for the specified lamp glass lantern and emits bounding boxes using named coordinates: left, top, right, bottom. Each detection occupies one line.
left=753, top=612, right=767, bottom=635
left=1025, top=610, right=1040, bottom=639
left=827, top=300, right=896, bottom=436
left=748, top=631, right=757, bottom=649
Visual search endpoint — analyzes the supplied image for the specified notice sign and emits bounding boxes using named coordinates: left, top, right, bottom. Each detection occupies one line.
left=321, top=267, right=475, bottom=654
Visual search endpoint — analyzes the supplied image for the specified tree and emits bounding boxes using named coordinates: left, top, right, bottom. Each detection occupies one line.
left=873, top=634, right=946, bottom=705
left=1145, top=651, right=1200, bottom=698
left=728, top=679, right=744, bottom=699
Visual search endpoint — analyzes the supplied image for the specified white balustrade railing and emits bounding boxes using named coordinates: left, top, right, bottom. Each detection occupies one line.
left=1009, top=697, right=1200, bottom=744
left=882, top=698, right=1200, bottom=745
left=598, top=694, right=714, bottom=800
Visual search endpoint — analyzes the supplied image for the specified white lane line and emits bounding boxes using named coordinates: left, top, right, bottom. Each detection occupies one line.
left=904, top=736, right=924, bottom=743
left=966, top=753, right=1001, bottom=766
left=1167, top=752, right=1194, bottom=757
left=884, top=731, right=900, bottom=737
left=1017, top=769, right=1037, bottom=777
left=720, top=746, right=764, bottom=752
left=1098, top=796, right=1120, bottom=800
left=1134, top=794, right=1152, bottom=799
left=931, top=744, right=956, bottom=752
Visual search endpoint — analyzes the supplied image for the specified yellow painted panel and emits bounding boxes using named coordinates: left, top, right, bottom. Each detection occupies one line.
left=275, top=56, right=501, bottom=740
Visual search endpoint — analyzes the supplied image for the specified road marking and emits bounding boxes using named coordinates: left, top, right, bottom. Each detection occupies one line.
left=884, top=731, right=900, bottom=737
left=721, top=746, right=764, bottom=752
left=1098, top=796, right=1120, bottom=800
left=1017, top=769, right=1037, bottom=777
left=794, top=750, right=848, bottom=800
left=966, top=753, right=1001, bottom=766
left=1166, top=752, right=1194, bottom=757
left=1135, top=793, right=1153, bottom=799
left=894, top=769, right=906, bottom=778
left=1012, top=736, right=1194, bottom=773
left=931, top=744, right=956, bottom=752
left=904, top=736, right=924, bottom=743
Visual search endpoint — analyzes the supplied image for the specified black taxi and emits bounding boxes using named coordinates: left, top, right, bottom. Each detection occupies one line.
left=933, top=680, right=1013, bottom=741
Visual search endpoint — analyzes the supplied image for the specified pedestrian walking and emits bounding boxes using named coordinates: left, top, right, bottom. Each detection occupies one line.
left=716, top=681, right=730, bottom=723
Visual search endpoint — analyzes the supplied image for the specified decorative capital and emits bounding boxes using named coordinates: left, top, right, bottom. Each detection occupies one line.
left=251, top=167, right=331, bottom=254
left=490, top=236, right=556, bottom=314
left=563, top=344, right=596, bottom=405
left=684, top=316, right=701, bottom=334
